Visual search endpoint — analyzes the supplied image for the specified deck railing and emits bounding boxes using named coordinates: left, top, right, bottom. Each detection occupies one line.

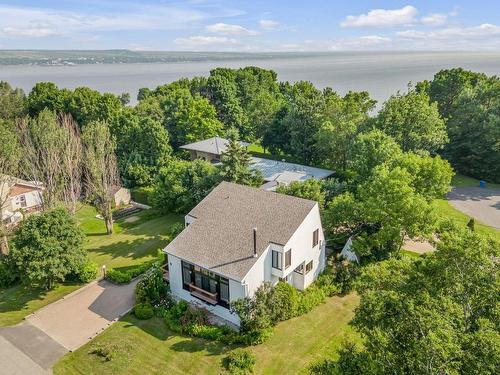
left=189, top=283, right=218, bottom=305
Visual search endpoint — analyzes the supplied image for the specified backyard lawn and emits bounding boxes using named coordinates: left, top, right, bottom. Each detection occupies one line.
left=76, top=205, right=182, bottom=271
left=54, top=293, right=359, bottom=375
left=0, top=205, right=182, bottom=327
left=451, top=174, right=500, bottom=189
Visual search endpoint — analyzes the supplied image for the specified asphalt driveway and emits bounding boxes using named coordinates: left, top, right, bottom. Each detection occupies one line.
left=0, top=279, right=138, bottom=373
left=447, top=187, right=500, bottom=229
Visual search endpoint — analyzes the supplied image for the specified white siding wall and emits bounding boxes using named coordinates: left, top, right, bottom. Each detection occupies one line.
left=10, top=191, right=42, bottom=211
left=243, top=204, right=325, bottom=291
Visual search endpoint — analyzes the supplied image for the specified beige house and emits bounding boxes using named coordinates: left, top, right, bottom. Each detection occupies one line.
left=112, top=186, right=131, bottom=208
left=1, top=176, right=44, bottom=225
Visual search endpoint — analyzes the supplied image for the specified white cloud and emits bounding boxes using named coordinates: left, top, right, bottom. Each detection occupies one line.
left=397, top=23, right=500, bottom=40
left=2, top=25, right=59, bottom=38
left=174, top=35, right=239, bottom=49
left=260, top=19, right=279, bottom=30
left=341, top=5, right=417, bottom=28
left=0, top=4, right=240, bottom=39
left=206, top=23, right=258, bottom=36
left=420, top=13, right=448, bottom=26
left=359, top=35, right=392, bottom=43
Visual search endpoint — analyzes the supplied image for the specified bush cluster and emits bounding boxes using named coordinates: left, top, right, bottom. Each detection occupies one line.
left=134, top=301, right=154, bottom=320
left=231, top=269, right=343, bottom=343
left=223, top=349, right=256, bottom=375
left=135, top=264, right=167, bottom=304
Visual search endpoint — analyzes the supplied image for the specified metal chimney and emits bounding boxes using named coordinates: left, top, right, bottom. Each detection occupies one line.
left=253, top=228, right=258, bottom=257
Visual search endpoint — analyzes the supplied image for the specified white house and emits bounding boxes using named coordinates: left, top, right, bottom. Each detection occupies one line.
left=1, top=176, right=44, bottom=225
left=163, top=181, right=326, bottom=325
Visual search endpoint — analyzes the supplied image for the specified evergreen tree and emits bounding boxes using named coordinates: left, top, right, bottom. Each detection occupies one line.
left=219, top=129, right=262, bottom=186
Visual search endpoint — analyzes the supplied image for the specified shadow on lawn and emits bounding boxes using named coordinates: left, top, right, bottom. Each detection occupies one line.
left=87, top=237, right=166, bottom=263
left=0, top=282, right=81, bottom=316
left=120, top=314, right=228, bottom=356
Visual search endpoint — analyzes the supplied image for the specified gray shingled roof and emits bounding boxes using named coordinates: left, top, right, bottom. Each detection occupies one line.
left=164, top=181, right=317, bottom=281
left=180, top=137, right=250, bottom=156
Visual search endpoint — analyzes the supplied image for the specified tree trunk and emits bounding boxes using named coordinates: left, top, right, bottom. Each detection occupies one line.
left=0, top=235, right=9, bottom=256
left=105, top=215, right=114, bottom=235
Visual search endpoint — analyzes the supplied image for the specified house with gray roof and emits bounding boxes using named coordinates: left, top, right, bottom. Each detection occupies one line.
left=180, top=137, right=333, bottom=190
left=163, top=181, right=326, bottom=325
left=180, top=136, right=250, bottom=163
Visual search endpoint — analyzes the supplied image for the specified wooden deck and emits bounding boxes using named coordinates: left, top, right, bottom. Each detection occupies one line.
left=189, top=284, right=218, bottom=305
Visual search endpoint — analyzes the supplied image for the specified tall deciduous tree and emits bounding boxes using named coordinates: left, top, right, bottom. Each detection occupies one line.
left=10, top=208, right=86, bottom=289
left=162, top=88, right=223, bottom=148
left=0, top=81, right=25, bottom=121
left=317, top=228, right=499, bottom=375
left=82, top=120, right=119, bottom=234
left=0, top=121, right=21, bottom=255
left=276, top=179, right=326, bottom=210
left=325, top=166, right=436, bottom=260
left=375, top=87, right=448, bottom=154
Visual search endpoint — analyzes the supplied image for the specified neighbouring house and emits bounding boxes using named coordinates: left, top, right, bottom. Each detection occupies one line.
left=180, top=136, right=250, bottom=163
left=163, top=181, right=326, bottom=325
left=112, top=186, right=131, bottom=208
left=340, top=237, right=360, bottom=263
left=0, top=176, right=44, bottom=225
left=180, top=137, right=333, bottom=189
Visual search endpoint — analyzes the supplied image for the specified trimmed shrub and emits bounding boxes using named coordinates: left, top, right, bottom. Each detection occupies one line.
left=270, top=281, right=299, bottom=321
left=0, top=256, right=18, bottom=288
left=223, top=349, right=256, bottom=374
left=106, top=268, right=132, bottom=284
left=78, top=262, right=98, bottom=283
left=134, top=302, right=154, bottom=320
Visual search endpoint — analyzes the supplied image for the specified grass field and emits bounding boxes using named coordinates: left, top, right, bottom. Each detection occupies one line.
left=451, top=174, right=500, bottom=189
left=0, top=206, right=182, bottom=327
left=54, top=293, right=359, bottom=375
left=76, top=205, right=182, bottom=271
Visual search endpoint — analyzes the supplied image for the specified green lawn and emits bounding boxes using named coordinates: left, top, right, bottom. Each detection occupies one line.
left=0, top=283, right=82, bottom=327
left=451, top=174, right=500, bottom=189
left=435, top=198, right=500, bottom=242
left=54, top=294, right=359, bottom=375
left=76, top=205, right=182, bottom=271
left=0, top=205, right=182, bottom=327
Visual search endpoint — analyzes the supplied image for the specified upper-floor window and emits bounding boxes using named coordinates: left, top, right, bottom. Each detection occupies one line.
left=312, top=229, right=319, bottom=247
left=294, top=263, right=304, bottom=275
left=19, top=195, right=27, bottom=208
left=272, top=250, right=282, bottom=270
left=285, top=249, right=291, bottom=269
left=305, top=260, right=313, bottom=274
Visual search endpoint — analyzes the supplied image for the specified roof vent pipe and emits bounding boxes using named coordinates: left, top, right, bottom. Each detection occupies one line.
left=253, top=228, right=258, bottom=258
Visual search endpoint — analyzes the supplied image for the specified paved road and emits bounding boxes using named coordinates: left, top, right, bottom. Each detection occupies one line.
left=0, top=279, right=138, bottom=374
left=447, top=187, right=500, bottom=229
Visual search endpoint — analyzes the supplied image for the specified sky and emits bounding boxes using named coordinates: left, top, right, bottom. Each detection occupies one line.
left=1, top=1, right=500, bottom=51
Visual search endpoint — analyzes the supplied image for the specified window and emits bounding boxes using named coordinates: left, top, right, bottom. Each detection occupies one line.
left=305, top=260, right=313, bottom=274
left=219, top=278, right=230, bottom=304
left=182, top=261, right=193, bottom=291
left=312, top=229, right=319, bottom=247
left=272, top=250, right=282, bottom=270
left=285, top=249, right=291, bottom=269
left=294, top=264, right=304, bottom=275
